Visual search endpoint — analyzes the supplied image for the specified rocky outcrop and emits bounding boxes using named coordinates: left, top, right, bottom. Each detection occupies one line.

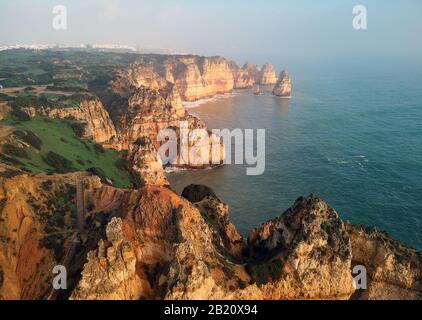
left=232, top=63, right=255, bottom=89
left=0, top=103, right=10, bottom=121
left=0, top=172, right=85, bottom=299
left=258, top=63, right=278, bottom=85
left=130, top=137, right=169, bottom=186
left=247, top=195, right=355, bottom=299
left=182, top=185, right=246, bottom=260
left=70, top=217, right=143, bottom=300
left=242, top=62, right=261, bottom=83
left=273, top=70, right=292, bottom=97
left=346, top=224, right=422, bottom=300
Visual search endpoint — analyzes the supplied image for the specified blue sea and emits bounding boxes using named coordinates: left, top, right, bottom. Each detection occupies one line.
left=168, top=57, right=422, bottom=251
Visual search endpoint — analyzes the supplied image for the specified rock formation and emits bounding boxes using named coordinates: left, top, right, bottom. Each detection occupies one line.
left=1, top=51, right=420, bottom=301
left=232, top=63, right=255, bottom=89
left=70, top=217, right=143, bottom=300
left=1, top=168, right=421, bottom=300
left=114, top=55, right=236, bottom=102
left=0, top=103, right=10, bottom=121
left=242, top=62, right=261, bottom=83
left=346, top=224, right=422, bottom=299
left=130, top=137, right=169, bottom=186
left=273, top=70, right=292, bottom=97
left=21, top=98, right=117, bottom=144
left=108, top=66, right=225, bottom=169
left=258, top=63, right=278, bottom=85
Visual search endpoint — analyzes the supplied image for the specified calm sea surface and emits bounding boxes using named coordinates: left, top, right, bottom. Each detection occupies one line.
left=168, top=59, right=422, bottom=250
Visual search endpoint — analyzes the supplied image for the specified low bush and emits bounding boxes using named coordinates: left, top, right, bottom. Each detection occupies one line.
left=10, top=109, right=30, bottom=121
left=2, top=143, right=29, bottom=159
left=94, top=143, right=105, bottom=154
left=87, top=167, right=110, bottom=185
left=69, top=122, right=86, bottom=138
left=43, top=151, right=73, bottom=173
left=13, top=130, right=42, bottom=150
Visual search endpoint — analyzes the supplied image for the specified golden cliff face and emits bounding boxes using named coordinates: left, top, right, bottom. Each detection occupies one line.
left=1, top=167, right=421, bottom=300
left=109, top=64, right=225, bottom=170
left=259, top=63, right=278, bottom=85
left=113, top=56, right=281, bottom=101
left=273, top=70, right=292, bottom=97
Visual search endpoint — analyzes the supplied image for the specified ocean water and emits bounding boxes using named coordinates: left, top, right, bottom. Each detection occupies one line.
left=168, top=59, right=422, bottom=250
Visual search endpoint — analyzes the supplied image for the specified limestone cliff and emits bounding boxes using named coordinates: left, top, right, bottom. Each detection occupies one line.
left=273, top=70, right=292, bottom=97
left=231, top=62, right=255, bottom=89
left=242, top=62, right=261, bottom=83
left=70, top=217, right=143, bottom=300
left=1, top=169, right=421, bottom=300
left=130, top=137, right=169, bottom=186
left=258, top=63, right=278, bottom=85
left=108, top=68, right=225, bottom=169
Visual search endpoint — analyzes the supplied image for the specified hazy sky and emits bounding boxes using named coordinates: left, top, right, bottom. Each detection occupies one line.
left=1, top=0, right=421, bottom=64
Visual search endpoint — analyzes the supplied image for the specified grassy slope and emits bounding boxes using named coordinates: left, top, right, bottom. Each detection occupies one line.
left=0, top=116, right=133, bottom=188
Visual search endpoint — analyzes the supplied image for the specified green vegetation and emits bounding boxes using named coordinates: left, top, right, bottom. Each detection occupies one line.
left=2, top=143, right=29, bottom=159
left=1, top=116, right=134, bottom=188
left=246, top=259, right=283, bottom=286
left=38, top=184, right=77, bottom=261
left=10, top=108, right=31, bottom=121
left=13, top=130, right=42, bottom=150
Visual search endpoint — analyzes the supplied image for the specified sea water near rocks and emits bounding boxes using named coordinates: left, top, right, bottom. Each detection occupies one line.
left=168, top=57, right=422, bottom=250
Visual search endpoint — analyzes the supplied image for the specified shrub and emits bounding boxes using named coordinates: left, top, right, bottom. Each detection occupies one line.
left=10, top=109, right=30, bottom=121
left=43, top=151, right=73, bottom=173
left=115, top=157, right=128, bottom=171
left=246, top=260, right=283, bottom=286
left=69, top=121, right=86, bottom=138
left=87, top=167, right=110, bottom=185
left=13, top=130, right=42, bottom=150
left=94, top=143, right=105, bottom=154
left=2, top=143, right=29, bottom=159
left=0, top=169, right=21, bottom=178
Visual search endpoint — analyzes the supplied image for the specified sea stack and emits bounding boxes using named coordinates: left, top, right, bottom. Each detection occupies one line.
left=258, top=63, right=278, bottom=85
left=242, top=62, right=261, bottom=83
left=273, top=70, right=292, bottom=97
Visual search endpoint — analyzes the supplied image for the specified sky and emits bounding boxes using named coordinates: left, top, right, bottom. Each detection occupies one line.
left=1, top=0, right=422, bottom=65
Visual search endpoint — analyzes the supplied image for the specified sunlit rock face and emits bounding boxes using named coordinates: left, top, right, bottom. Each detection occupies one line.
left=232, top=62, right=255, bottom=89
left=108, top=62, right=225, bottom=170
left=273, top=70, right=292, bottom=97
left=258, top=63, right=278, bottom=85
left=1, top=172, right=421, bottom=300
left=242, top=62, right=261, bottom=83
